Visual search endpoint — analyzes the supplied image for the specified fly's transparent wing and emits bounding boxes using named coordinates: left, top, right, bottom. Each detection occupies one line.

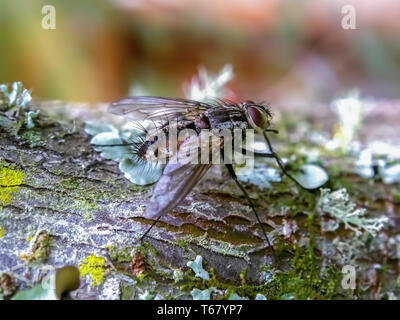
left=145, top=162, right=212, bottom=219
left=109, top=96, right=211, bottom=121
left=144, top=134, right=214, bottom=219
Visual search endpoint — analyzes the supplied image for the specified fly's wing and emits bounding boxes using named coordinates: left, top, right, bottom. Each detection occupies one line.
left=145, top=134, right=214, bottom=219
left=109, top=96, right=211, bottom=121
left=145, top=163, right=212, bottom=219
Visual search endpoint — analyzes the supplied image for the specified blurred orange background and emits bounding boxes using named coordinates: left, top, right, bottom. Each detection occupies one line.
left=1, top=0, right=400, bottom=108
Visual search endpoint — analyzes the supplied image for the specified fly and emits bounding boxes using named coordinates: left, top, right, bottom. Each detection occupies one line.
left=95, top=96, right=307, bottom=263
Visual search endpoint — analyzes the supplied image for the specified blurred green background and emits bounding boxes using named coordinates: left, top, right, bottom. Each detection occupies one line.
left=1, top=0, right=399, bottom=107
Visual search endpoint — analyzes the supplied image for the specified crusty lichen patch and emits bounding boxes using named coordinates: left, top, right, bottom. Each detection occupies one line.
left=0, top=225, right=5, bottom=238
left=79, top=254, right=106, bottom=287
left=0, top=165, right=24, bottom=205
left=70, top=198, right=98, bottom=222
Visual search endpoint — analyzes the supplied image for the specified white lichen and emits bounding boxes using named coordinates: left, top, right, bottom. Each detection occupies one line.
left=0, top=81, right=32, bottom=109
left=317, top=188, right=388, bottom=237
left=227, top=292, right=248, bottom=300
left=331, top=90, right=363, bottom=152
left=138, top=290, right=154, bottom=300
left=255, top=293, right=267, bottom=300
left=186, top=255, right=210, bottom=280
left=294, top=164, right=329, bottom=189
left=185, top=64, right=234, bottom=102
left=238, top=166, right=281, bottom=189
left=191, top=288, right=213, bottom=300
left=25, top=110, right=40, bottom=129
left=84, top=121, right=162, bottom=185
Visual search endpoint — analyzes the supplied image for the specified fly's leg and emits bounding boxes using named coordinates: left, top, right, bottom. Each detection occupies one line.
left=242, top=148, right=306, bottom=190
left=139, top=215, right=162, bottom=241
left=225, top=164, right=276, bottom=264
left=262, top=132, right=307, bottom=190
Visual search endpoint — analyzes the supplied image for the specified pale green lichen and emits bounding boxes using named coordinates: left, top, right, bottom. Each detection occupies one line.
left=138, top=290, right=154, bottom=300
left=294, top=164, right=329, bottom=189
left=70, top=198, right=98, bottom=222
left=227, top=292, right=249, bottom=300
left=85, top=122, right=163, bottom=186
left=106, top=245, right=132, bottom=263
left=0, top=166, right=24, bottom=205
left=79, top=254, right=106, bottom=287
left=317, top=188, right=388, bottom=236
left=21, top=131, right=45, bottom=148
left=25, top=110, right=40, bottom=129
left=187, top=255, right=210, bottom=280
left=0, top=225, right=5, bottom=238
left=0, top=81, right=31, bottom=109
left=331, top=90, right=363, bottom=152
left=191, top=287, right=214, bottom=300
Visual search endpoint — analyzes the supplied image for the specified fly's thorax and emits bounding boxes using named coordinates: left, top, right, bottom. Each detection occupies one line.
left=134, top=108, right=253, bottom=165
left=204, top=106, right=248, bottom=130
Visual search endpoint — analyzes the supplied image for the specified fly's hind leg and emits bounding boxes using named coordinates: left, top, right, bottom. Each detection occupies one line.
left=225, top=164, right=276, bottom=264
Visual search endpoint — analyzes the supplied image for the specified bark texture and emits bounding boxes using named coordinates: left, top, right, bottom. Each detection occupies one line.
left=0, top=100, right=399, bottom=300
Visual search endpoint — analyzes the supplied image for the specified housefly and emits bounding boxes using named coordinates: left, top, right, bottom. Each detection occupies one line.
left=98, top=96, right=306, bottom=262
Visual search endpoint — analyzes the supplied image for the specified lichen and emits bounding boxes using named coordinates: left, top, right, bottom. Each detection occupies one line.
left=18, top=230, right=51, bottom=263
left=60, top=178, right=80, bottom=190
left=272, top=237, right=340, bottom=300
left=106, top=245, right=132, bottom=263
left=70, top=198, right=98, bottom=222
left=0, top=165, right=24, bottom=205
left=21, top=130, right=45, bottom=148
left=0, top=225, right=5, bottom=238
left=318, top=188, right=388, bottom=236
left=79, top=254, right=106, bottom=287
left=187, top=255, right=210, bottom=280
left=0, top=81, right=31, bottom=109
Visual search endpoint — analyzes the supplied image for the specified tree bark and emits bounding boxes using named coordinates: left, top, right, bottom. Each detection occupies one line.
left=0, top=100, right=399, bottom=300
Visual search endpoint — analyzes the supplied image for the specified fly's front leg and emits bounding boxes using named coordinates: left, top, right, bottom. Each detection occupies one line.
left=261, top=132, right=308, bottom=190
left=242, top=148, right=304, bottom=188
left=139, top=216, right=162, bottom=241
left=225, top=164, right=276, bottom=263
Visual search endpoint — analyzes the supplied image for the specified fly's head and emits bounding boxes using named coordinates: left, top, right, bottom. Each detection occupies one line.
left=240, top=101, right=273, bottom=133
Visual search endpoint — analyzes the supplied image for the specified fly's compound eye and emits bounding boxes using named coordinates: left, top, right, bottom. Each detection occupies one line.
left=246, top=105, right=269, bottom=131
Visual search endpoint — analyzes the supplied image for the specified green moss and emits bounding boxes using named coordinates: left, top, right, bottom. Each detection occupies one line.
left=79, top=254, right=106, bottom=287
left=107, top=245, right=132, bottom=263
left=120, top=284, right=135, bottom=300
left=60, top=178, right=79, bottom=190
left=273, top=238, right=339, bottom=300
left=179, top=239, right=340, bottom=300
left=239, top=267, right=248, bottom=286
left=0, top=165, right=24, bottom=205
left=392, top=191, right=400, bottom=205
left=20, top=130, right=45, bottom=148
left=176, top=207, right=341, bottom=301
left=136, top=242, right=159, bottom=266
left=176, top=238, right=189, bottom=250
